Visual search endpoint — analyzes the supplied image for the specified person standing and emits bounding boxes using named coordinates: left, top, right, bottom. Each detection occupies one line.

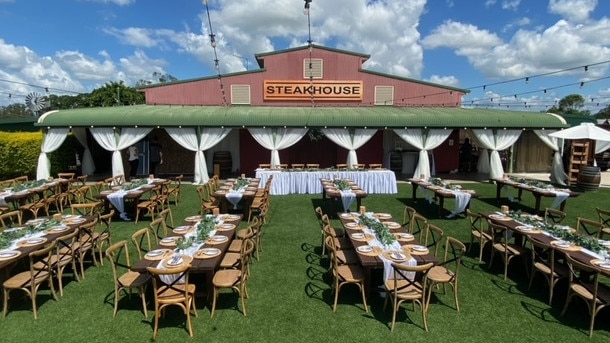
left=128, top=144, right=139, bottom=180
left=460, top=138, right=473, bottom=172
left=149, top=137, right=163, bottom=177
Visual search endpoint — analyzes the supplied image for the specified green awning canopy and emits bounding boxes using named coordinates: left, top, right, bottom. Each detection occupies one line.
left=35, top=105, right=567, bottom=129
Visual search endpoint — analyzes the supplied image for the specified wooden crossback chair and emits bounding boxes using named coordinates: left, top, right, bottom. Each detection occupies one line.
left=3, top=241, right=58, bottom=319
left=575, top=217, right=604, bottom=238
left=146, top=264, right=197, bottom=339
left=106, top=240, right=150, bottom=318
left=596, top=207, right=610, bottom=239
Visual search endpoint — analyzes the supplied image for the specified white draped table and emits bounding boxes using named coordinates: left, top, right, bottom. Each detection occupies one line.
left=255, top=169, right=398, bottom=195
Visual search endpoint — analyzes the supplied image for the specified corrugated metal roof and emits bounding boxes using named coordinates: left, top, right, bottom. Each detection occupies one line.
left=35, top=105, right=567, bottom=129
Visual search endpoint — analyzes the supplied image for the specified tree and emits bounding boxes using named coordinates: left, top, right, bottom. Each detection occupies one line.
left=86, top=81, right=145, bottom=107
left=135, top=72, right=178, bottom=87
left=0, top=103, right=30, bottom=118
left=558, top=94, right=590, bottom=116
left=596, top=104, right=610, bottom=119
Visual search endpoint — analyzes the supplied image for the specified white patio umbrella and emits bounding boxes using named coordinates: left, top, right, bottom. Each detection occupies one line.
left=548, top=122, right=610, bottom=141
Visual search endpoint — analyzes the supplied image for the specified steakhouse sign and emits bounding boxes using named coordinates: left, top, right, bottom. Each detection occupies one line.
left=264, top=80, right=363, bottom=101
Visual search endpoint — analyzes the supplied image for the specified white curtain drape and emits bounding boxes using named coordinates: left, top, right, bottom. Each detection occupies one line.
left=72, top=127, right=95, bottom=176
left=322, top=128, right=377, bottom=167
left=393, top=129, right=451, bottom=179
left=166, top=127, right=231, bottom=184
left=471, top=129, right=521, bottom=180
left=534, top=130, right=568, bottom=185
left=90, top=127, right=151, bottom=179
left=248, top=128, right=307, bottom=166
left=596, top=140, right=610, bottom=154
left=36, top=128, right=70, bottom=180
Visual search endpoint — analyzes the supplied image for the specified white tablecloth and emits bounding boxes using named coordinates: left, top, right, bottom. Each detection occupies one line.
left=255, top=169, right=398, bottom=195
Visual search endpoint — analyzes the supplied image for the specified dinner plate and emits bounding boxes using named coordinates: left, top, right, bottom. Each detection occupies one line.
left=385, top=222, right=401, bottom=229
left=185, top=215, right=202, bottom=222
left=209, top=235, right=228, bottom=242
left=225, top=214, right=240, bottom=220
left=26, top=218, right=46, bottom=225
left=68, top=218, right=86, bottom=224
left=515, top=225, right=533, bottom=231
left=345, top=222, right=359, bottom=228
left=489, top=214, right=511, bottom=221
left=173, top=226, right=192, bottom=233
left=356, top=245, right=373, bottom=253
left=375, top=213, right=391, bottom=219
left=340, top=213, right=354, bottom=219
left=146, top=249, right=164, bottom=257
left=390, top=252, right=407, bottom=261
left=0, top=251, right=19, bottom=258
left=51, top=225, right=70, bottom=232
left=202, top=248, right=220, bottom=255
left=411, top=245, right=428, bottom=252
left=160, top=237, right=178, bottom=244
left=351, top=233, right=365, bottom=239
left=594, top=261, right=610, bottom=270
left=397, top=233, right=414, bottom=240
left=167, top=257, right=183, bottom=266
left=552, top=241, right=571, bottom=248
left=216, top=223, right=235, bottom=231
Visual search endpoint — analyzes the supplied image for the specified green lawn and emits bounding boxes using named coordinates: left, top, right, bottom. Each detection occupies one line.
left=2, top=181, right=609, bottom=342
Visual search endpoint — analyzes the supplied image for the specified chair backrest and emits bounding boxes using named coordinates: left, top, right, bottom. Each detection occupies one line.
left=528, top=234, right=558, bottom=274
left=544, top=208, right=566, bottom=225
left=441, top=237, right=466, bottom=276
left=149, top=217, right=168, bottom=243
left=306, top=163, right=320, bottom=169
left=336, top=163, right=348, bottom=169
left=71, top=201, right=102, bottom=216
left=402, top=206, right=417, bottom=228
left=28, top=241, right=57, bottom=277
left=596, top=207, right=610, bottom=228
left=424, top=224, right=444, bottom=257
left=0, top=210, right=22, bottom=229
left=14, top=175, right=29, bottom=183
left=410, top=213, right=428, bottom=239
left=259, top=163, right=271, bottom=169
left=57, top=172, right=76, bottom=181
left=147, top=264, right=191, bottom=302
left=291, top=163, right=304, bottom=169
left=98, top=209, right=115, bottom=234
left=466, top=209, right=482, bottom=233
left=368, top=163, right=383, bottom=169
left=54, top=229, right=81, bottom=265
left=390, top=262, right=434, bottom=298
left=131, top=227, right=152, bottom=259
left=106, top=240, right=131, bottom=283
left=576, top=217, right=604, bottom=238
left=564, top=253, right=603, bottom=302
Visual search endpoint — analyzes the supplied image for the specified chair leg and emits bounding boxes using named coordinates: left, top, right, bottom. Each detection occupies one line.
left=360, top=283, right=368, bottom=313
left=211, top=287, right=218, bottom=318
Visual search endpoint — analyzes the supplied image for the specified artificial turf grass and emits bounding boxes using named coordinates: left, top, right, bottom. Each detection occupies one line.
left=1, top=182, right=609, bottom=342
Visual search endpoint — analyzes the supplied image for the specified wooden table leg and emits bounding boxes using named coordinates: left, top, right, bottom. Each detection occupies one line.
left=496, top=183, right=504, bottom=203
left=438, top=195, right=445, bottom=217
left=411, top=183, right=419, bottom=202
left=533, top=194, right=542, bottom=214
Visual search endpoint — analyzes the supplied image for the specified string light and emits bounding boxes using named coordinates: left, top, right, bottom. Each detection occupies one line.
left=203, top=0, right=227, bottom=106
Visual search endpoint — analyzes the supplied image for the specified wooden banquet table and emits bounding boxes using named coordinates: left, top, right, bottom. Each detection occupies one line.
left=408, top=178, right=479, bottom=217
left=255, top=168, right=397, bottom=195
left=130, top=213, right=242, bottom=298
left=337, top=212, right=438, bottom=294
left=212, top=178, right=260, bottom=214
left=481, top=211, right=610, bottom=277
left=0, top=215, right=96, bottom=273
left=96, top=178, right=166, bottom=217
left=321, top=179, right=367, bottom=212
left=493, top=178, right=581, bottom=214
left=0, top=178, right=71, bottom=210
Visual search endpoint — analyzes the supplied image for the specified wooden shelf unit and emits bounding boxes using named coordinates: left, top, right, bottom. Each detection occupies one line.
left=567, top=141, right=590, bottom=185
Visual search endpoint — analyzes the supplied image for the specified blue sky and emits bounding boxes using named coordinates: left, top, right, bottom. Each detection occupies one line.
left=0, top=0, right=609, bottom=113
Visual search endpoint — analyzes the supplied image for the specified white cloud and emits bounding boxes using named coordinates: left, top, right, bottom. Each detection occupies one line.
left=548, top=0, right=598, bottom=22
left=502, top=0, right=521, bottom=11
left=117, top=50, right=168, bottom=85
left=85, top=0, right=135, bottom=6
left=102, top=27, right=162, bottom=48
left=55, top=50, right=117, bottom=82
left=426, top=75, right=460, bottom=88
